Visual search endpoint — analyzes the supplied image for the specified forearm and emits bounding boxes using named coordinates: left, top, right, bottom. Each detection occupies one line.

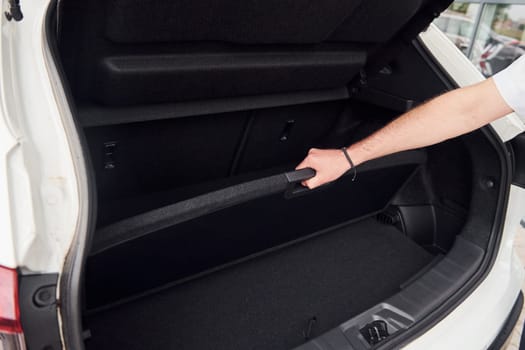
left=297, top=78, right=513, bottom=189
left=347, top=78, right=512, bottom=166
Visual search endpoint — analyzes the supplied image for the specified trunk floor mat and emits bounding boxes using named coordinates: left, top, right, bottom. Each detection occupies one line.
left=84, top=218, right=433, bottom=350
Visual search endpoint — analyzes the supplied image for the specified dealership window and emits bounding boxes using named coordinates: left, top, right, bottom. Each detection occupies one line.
left=434, top=1, right=525, bottom=76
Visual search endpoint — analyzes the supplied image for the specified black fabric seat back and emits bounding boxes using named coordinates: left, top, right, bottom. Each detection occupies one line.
left=60, top=0, right=429, bottom=107
left=105, top=0, right=362, bottom=44
left=104, top=0, right=424, bottom=44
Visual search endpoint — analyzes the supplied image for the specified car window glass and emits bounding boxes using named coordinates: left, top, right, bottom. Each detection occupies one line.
left=434, top=2, right=525, bottom=76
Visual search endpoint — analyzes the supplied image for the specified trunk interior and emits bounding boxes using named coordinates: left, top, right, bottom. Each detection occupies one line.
left=52, top=0, right=503, bottom=348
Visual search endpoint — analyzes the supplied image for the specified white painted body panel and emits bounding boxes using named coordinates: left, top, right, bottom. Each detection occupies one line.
left=0, top=0, right=80, bottom=273
left=403, top=185, right=525, bottom=349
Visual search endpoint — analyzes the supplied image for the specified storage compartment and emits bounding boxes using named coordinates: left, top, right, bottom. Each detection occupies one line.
left=73, top=62, right=473, bottom=350
left=86, top=152, right=424, bottom=307
left=80, top=98, right=453, bottom=350
left=80, top=115, right=469, bottom=350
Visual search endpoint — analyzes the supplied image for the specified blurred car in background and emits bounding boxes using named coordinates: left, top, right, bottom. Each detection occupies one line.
left=479, top=35, right=525, bottom=76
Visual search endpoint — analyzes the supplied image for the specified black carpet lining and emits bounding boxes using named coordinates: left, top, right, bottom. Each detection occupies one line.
left=84, top=218, right=433, bottom=350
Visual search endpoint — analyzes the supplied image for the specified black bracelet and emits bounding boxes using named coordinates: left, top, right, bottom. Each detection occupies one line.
left=341, top=147, right=357, bottom=181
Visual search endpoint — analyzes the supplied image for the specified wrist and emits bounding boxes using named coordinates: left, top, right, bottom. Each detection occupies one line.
left=340, top=146, right=358, bottom=181
left=344, top=145, right=366, bottom=167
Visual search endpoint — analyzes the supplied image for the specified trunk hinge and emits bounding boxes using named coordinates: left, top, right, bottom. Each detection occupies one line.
left=4, top=0, right=23, bottom=22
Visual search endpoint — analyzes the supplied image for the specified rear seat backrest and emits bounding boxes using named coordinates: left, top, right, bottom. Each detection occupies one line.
left=104, top=0, right=424, bottom=44
left=104, top=0, right=364, bottom=44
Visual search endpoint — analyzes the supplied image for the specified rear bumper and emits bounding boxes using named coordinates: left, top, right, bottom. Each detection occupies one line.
left=403, top=185, right=525, bottom=350
left=402, top=249, right=524, bottom=350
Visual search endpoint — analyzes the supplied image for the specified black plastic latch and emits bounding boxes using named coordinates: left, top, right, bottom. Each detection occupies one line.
left=284, top=168, right=315, bottom=199
left=360, top=320, right=390, bottom=345
left=284, top=168, right=315, bottom=184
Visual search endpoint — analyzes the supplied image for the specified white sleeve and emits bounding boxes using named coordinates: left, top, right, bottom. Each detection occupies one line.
left=492, top=54, right=525, bottom=121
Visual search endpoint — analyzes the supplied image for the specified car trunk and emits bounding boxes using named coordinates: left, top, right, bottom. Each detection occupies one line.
left=80, top=100, right=449, bottom=349
left=51, top=0, right=505, bottom=348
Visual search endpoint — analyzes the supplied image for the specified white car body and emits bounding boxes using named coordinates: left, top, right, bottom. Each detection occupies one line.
left=0, top=1, right=523, bottom=349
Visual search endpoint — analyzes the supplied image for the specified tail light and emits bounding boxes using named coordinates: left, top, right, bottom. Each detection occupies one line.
left=0, top=266, right=26, bottom=349
left=0, top=266, right=21, bottom=333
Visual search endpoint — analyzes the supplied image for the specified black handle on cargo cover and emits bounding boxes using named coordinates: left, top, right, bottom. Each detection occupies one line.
left=284, top=167, right=316, bottom=198
left=284, top=168, right=316, bottom=183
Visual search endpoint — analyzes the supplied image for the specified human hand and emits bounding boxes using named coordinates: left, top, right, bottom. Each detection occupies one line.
left=295, top=148, right=352, bottom=189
